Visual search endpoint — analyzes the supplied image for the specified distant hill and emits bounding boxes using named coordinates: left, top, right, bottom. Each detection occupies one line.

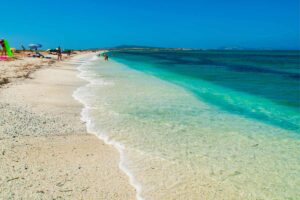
left=111, top=45, right=198, bottom=51
left=113, top=45, right=159, bottom=49
left=218, top=46, right=246, bottom=50
left=217, top=46, right=276, bottom=51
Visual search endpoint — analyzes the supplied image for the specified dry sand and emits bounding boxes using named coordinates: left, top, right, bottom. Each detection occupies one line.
left=0, top=57, right=48, bottom=85
left=0, top=54, right=136, bottom=199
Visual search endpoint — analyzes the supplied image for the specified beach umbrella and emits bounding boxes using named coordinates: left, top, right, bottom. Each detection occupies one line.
left=28, top=44, right=42, bottom=50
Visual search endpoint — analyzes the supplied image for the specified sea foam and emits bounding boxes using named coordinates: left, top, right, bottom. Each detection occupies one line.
left=72, top=54, right=144, bottom=200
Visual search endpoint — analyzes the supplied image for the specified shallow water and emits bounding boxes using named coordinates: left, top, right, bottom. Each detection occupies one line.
left=75, top=51, right=300, bottom=200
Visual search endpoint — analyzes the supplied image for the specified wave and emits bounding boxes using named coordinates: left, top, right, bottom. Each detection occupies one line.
left=72, top=54, right=144, bottom=200
left=70, top=53, right=300, bottom=199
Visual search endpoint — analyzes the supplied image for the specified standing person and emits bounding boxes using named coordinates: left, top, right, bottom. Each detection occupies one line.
left=104, top=54, right=109, bottom=61
left=0, top=40, right=6, bottom=55
left=57, top=46, right=62, bottom=61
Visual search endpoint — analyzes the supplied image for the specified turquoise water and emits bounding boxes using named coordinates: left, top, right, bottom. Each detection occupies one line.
left=110, top=50, right=300, bottom=132
left=75, top=51, right=300, bottom=200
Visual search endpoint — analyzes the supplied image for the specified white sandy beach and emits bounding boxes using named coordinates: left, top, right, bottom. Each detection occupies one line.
left=0, top=54, right=135, bottom=199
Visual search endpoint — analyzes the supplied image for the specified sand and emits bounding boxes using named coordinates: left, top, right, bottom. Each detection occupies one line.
left=0, top=54, right=136, bottom=199
left=0, top=57, right=46, bottom=85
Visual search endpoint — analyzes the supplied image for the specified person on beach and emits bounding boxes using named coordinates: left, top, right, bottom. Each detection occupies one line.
left=0, top=40, right=6, bottom=55
left=57, top=46, right=62, bottom=61
left=104, top=54, right=109, bottom=61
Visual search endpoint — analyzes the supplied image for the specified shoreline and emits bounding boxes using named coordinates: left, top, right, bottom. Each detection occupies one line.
left=73, top=55, right=144, bottom=200
left=0, top=53, right=136, bottom=199
left=72, top=51, right=300, bottom=199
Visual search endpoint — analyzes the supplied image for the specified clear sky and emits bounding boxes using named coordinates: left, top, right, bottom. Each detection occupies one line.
left=2, top=0, right=299, bottom=49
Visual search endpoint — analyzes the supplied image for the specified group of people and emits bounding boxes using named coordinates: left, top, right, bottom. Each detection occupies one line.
left=99, top=53, right=109, bottom=61
left=0, top=41, right=69, bottom=61
left=103, top=53, right=109, bottom=61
